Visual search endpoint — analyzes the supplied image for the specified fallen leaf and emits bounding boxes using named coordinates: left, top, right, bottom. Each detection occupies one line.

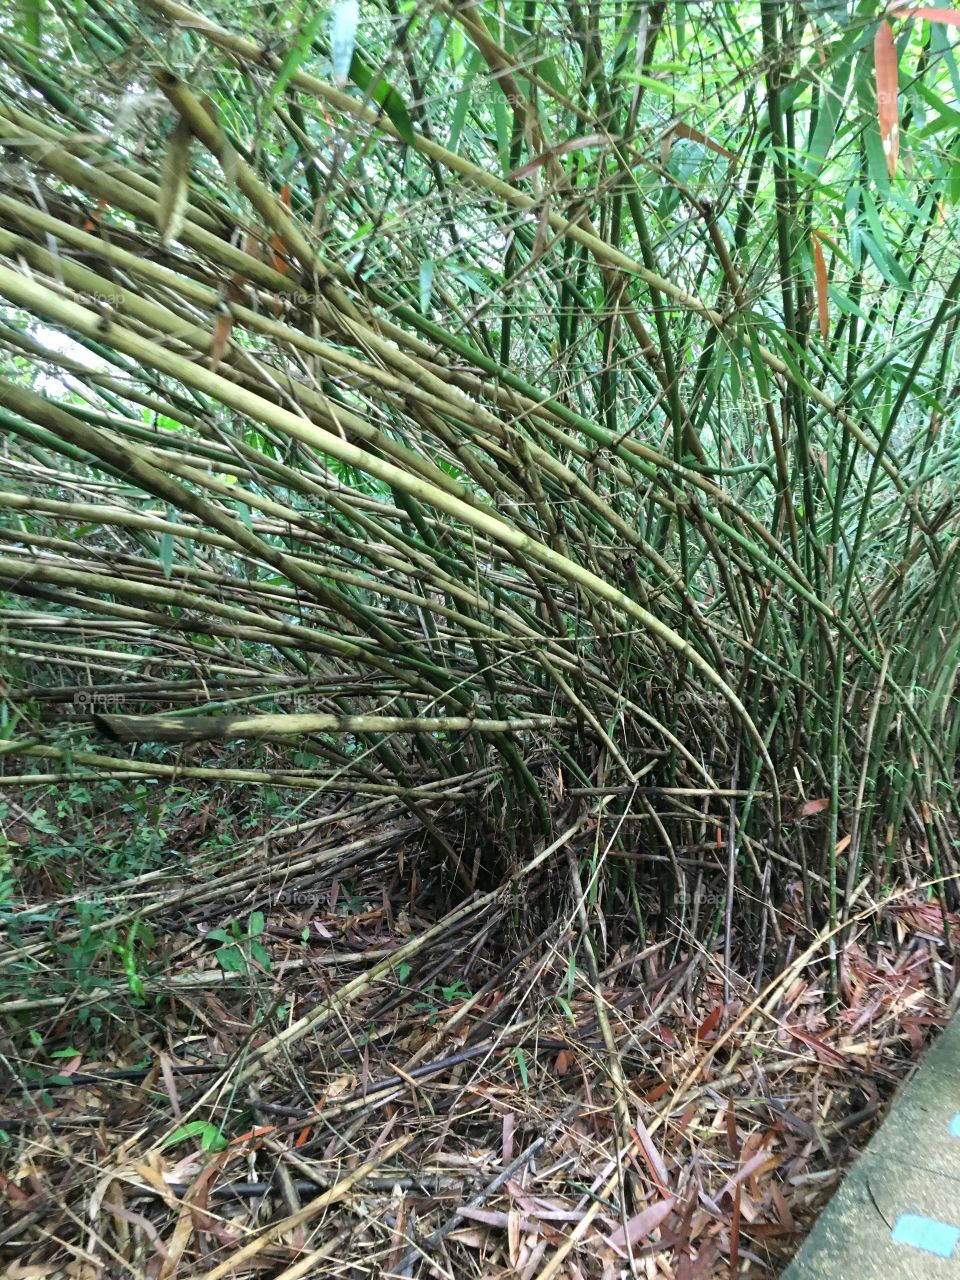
left=606, top=1197, right=675, bottom=1253
left=696, top=1005, right=722, bottom=1041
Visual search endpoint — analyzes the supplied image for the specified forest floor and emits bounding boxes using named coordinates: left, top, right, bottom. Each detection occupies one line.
left=1, top=795, right=957, bottom=1279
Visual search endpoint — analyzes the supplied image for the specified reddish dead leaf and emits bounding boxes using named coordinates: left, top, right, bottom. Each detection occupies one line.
left=629, top=1116, right=670, bottom=1194
left=901, top=1017, right=925, bottom=1051
left=531, top=200, right=552, bottom=266
left=888, top=900, right=960, bottom=943
left=696, top=1004, right=722, bottom=1042
left=187, top=1160, right=223, bottom=1250
left=813, top=233, right=829, bottom=339
left=725, top=1099, right=740, bottom=1156
left=81, top=197, right=107, bottom=233
left=874, top=19, right=900, bottom=178
left=718, top=1146, right=779, bottom=1201
left=209, top=303, right=232, bottom=371
left=104, top=1196, right=171, bottom=1261
left=0, top=1174, right=31, bottom=1206
left=226, top=1124, right=275, bottom=1148
left=770, top=1181, right=795, bottom=1234
left=605, top=1197, right=675, bottom=1254
left=508, top=133, right=610, bottom=182
left=270, top=182, right=292, bottom=275
left=893, top=5, right=960, bottom=25
left=661, top=121, right=737, bottom=163
left=788, top=1025, right=849, bottom=1067
left=788, top=797, right=830, bottom=820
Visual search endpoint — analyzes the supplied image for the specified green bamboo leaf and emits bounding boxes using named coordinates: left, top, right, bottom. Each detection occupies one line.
left=949, top=138, right=960, bottom=202
left=202, top=1127, right=228, bottom=1152
left=860, top=190, right=911, bottom=288
left=912, top=80, right=960, bottom=135
left=932, top=20, right=960, bottom=98
left=348, top=49, right=415, bottom=145
left=264, top=8, right=325, bottom=114
left=447, top=262, right=493, bottom=295
left=492, top=93, right=509, bottom=169
left=514, top=1046, right=529, bottom=1092
left=163, top=1120, right=219, bottom=1148
left=447, top=24, right=465, bottom=67
left=419, top=258, right=434, bottom=315
left=22, top=0, right=41, bottom=50
left=159, top=530, right=173, bottom=580
left=448, top=49, right=482, bottom=153
left=808, top=56, right=852, bottom=166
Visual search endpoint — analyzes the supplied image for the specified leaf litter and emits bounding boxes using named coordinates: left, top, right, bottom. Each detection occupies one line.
left=1, top=799, right=956, bottom=1278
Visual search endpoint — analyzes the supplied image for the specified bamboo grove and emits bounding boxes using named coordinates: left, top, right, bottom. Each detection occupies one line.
left=1, top=0, right=959, bottom=949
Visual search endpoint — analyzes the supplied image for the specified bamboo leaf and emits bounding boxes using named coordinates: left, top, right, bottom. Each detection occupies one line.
left=419, top=258, right=434, bottom=315
left=160, top=527, right=174, bottom=580
left=348, top=49, right=414, bottom=145
left=813, top=233, right=829, bottom=339
left=209, top=302, right=232, bottom=371
left=156, top=118, right=192, bottom=247
left=270, top=182, right=292, bottom=274
left=808, top=56, right=852, bottom=166
left=22, top=0, right=41, bottom=50
left=264, top=8, right=325, bottom=114
left=874, top=19, right=900, bottom=178
left=893, top=5, right=960, bottom=26
left=661, top=121, right=737, bottom=163
left=508, top=133, right=611, bottom=182
left=448, top=50, right=482, bottom=153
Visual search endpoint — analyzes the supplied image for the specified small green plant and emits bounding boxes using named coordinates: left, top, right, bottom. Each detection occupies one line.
left=554, top=995, right=576, bottom=1025
left=405, top=976, right=472, bottom=1025
left=437, top=978, right=469, bottom=1003
left=206, top=912, right=271, bottom=975
left=109, top=918, right=155, bottom=1003
left=513, top=1046, right=530, bottom=1092
left=163, top=1120, right=228, bottom=1152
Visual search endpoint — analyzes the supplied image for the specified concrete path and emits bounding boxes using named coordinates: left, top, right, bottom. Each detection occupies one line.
left=783, top=1013, right=960, bottom=1277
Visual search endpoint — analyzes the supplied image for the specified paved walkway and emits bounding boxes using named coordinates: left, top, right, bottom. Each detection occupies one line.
left=783, top=1013, right=960, bottom=1277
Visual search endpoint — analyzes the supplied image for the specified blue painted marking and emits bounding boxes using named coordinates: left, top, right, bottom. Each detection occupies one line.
left=948, top=1113, right=960, bottom=1139
left=892, top=1213, right=960, bottom=1259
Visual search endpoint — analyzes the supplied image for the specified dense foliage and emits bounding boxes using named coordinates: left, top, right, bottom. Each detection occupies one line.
left=1, top=0, right=959, bottom=962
